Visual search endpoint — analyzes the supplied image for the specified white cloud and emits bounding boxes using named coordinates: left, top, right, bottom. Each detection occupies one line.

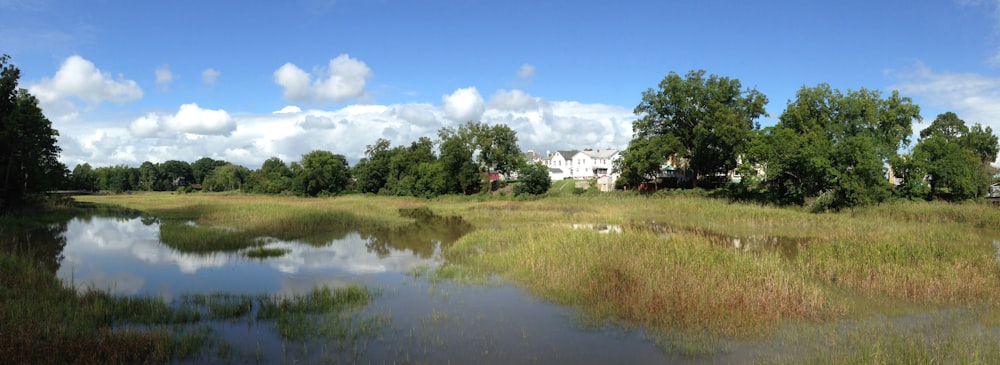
left=128, top=103, right=236, bottom=137
left=28, top=55, right=143, bottom=122
left=273, top=105, right=302, bottom=114
left=273, top=54, right=372, bottom=104
left=201, top=68, right=220, bottom=85
left=890, top=62, right=1000, bottom=143
left=59, top=89, right=636, bottom=170
left=30, top=55, right=143, bottom=105
left=489, top=89, right=539, bottom=111
left=517, top=63, right=536, bottom=79
left=155, top=64, right=173, bottom=91
left=442, top=87, right=485, bottom=122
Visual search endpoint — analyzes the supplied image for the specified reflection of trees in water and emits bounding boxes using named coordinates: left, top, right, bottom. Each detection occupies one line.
left=1, top=217, right=69, bottom=274
left=363, top=216, right=473, bottom=259
left=1, top=205, right=149, bottom=275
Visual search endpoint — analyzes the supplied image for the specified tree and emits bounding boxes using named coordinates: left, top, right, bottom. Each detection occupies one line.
left=514, top=162, right=551, bottom=195
left=157, top=160, right=193, bottom=190
left=0, top=54, right=64, bottom=208
left=191, top=157, right=227, bottom=185
left=438, top=121, right=523, bottom=192
left=754, top=85, right=921, bottom=210
left=632, top=70, right=767, bottom=187
left=911, top=112, right=999, bottom=201
left=292, top=150, right=351, bottom=197
left=437, top=135, right=480, bottom=195
left=69, top=163, right=98, bottom=191
left=353, top=138, right=393, bottom=194
left=202, top=163, right=250, bottom=192
left=247, top=157, right=293, bottom=194
left=615, top=134, right=680, bottom=189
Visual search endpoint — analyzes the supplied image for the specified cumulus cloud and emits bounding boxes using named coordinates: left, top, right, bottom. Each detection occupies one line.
left=489, top=89, right=539, bottom=111
left=60, top=88, right=636, bottom=171
left=273, top=105, right=302, bottom=114
left=29, top=55, right=143, bottom=105
left=128, top=103, right=236, bottom=137
left=154, top=65, right=173, bottom=91
left=517, top=64, right=536, bottom=79
left=442, top=87, right=485, bottom=122
left=273, top=54, right=372, bottom=104
left=201, top=68, right=220, bottom=85
left=890, top=63, right=1000, bottom=129
left=26, top=55, right=143, bottom=123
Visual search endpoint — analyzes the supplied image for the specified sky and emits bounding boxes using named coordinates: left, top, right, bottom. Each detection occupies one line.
left=3, top=0, right=1000, bottom=169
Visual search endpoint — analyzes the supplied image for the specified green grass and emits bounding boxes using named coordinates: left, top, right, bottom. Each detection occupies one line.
left=244, top=246, right=291, bottom=258
left=0, top=244, right=382, bottom=363
left=74, top=192, right=1000, bottom=359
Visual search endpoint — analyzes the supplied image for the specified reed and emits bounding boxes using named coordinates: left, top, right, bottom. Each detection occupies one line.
left=75, top=192, right=1000, bottom=357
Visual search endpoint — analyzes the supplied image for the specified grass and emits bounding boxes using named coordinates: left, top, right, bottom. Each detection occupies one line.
left=0, top=242, right=382, bottom=363
left=244, top=245, right=291, bottom=258
left=73, top=191, right=1000, bottom=359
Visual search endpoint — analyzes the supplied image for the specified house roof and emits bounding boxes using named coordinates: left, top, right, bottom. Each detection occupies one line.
left=555, top=150, right=579, bottom=159
left=548, top=168, right=564, bottom=173
left=580, top=149, right=619, bottom=159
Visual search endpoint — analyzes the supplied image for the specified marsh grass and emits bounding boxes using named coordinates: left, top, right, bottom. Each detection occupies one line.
left=1, top=246, right=382, bottom=363
left=244, top=246, right=291, bottom=259
left=76, top=192, right=1000, bottom=359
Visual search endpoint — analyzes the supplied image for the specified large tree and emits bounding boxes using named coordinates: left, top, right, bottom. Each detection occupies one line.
left=753, top=85, right=921, bottom=210
left=631, top=70, right=767, bottom=187
left=292, top=150, right=351, bottom=197
left=0, top=55, right=64, bottom=208
left=907, top=112, right=998, bottom=201
left=438, top=121, right=524, bottom=192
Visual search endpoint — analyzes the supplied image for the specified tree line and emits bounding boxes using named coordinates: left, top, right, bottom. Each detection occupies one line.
left=617, top=70, right=999, bottom=211
left=64, top=120, right=540, bottom=198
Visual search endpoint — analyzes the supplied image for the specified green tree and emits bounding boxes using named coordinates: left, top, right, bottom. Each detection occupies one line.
left=632, top=70, right=767, bottom=187
left=137, top=161, right=158, bottom=191
left=0, top=55, right=64, bottom=208
left=437, top=135, right=480, bottom=195
left=438, top=121, right=524, bottom=192
left=352, top=138, right=392, bottom=194
left=247, top=157, right=293, bottom=194
left=70, top=163, right=98, bottom=191
left=202, top=163, right=250, bottom=192
left=911, top=112, right=999, bottom=201
left=755, top=85, right=921, bottom=210
left=191, top=157, right=227, bottom=185
left=615, top=134, right=680, bottom=189
left=157, top=160, right=193, bottom=190
left=292, top=150, right=351, bottom=197
left=514, top=162, right=552, bottom=195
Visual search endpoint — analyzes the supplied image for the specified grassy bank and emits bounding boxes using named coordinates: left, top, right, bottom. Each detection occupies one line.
left=74, top=192, right=1000, bottom=360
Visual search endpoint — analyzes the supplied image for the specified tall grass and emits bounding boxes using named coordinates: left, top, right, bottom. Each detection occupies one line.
left=76, top=191, right=1000, bottom=358
left=1, top=246, right=381, bottom=363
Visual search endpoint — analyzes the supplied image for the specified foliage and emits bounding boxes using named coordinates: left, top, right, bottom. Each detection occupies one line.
left=438, top=121, right=524, bottom=192
left=0, top=54, right=65, bottom=208
left=202, top=163, right=250, bottom=192
left=246, top=157, right=293, bottom=194
left=750, top=85, right=921, bottom=210
left=615, top=134, right=680, bottom=189
left=631, top=70, right=767, bottom=187
left=903, top=112, right=999, bottom=201
left=514, top=162, right=552, bottom=196
left=291, top=150, right=351, bottom=197
left=190, top=157, right=228, bottom=185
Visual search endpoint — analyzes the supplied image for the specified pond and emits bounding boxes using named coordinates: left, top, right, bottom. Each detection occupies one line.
left=5, top=206, right=680, bottom=364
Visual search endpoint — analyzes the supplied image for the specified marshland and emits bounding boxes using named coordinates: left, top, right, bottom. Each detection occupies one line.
left=4, top=192, right=1000, bottom=363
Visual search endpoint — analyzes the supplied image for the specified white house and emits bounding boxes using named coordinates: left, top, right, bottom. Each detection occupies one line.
left=542, top=150, right=578, bottom=181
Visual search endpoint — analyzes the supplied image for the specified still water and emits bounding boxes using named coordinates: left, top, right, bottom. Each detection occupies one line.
left=17, top=207, right=680, bottom=363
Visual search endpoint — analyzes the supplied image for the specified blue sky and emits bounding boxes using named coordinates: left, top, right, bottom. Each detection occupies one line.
left=3, top=0, right=1000, bottom=168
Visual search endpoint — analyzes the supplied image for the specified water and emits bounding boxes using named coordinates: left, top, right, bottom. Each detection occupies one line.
left=6, top=207, right=677, bottom=363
